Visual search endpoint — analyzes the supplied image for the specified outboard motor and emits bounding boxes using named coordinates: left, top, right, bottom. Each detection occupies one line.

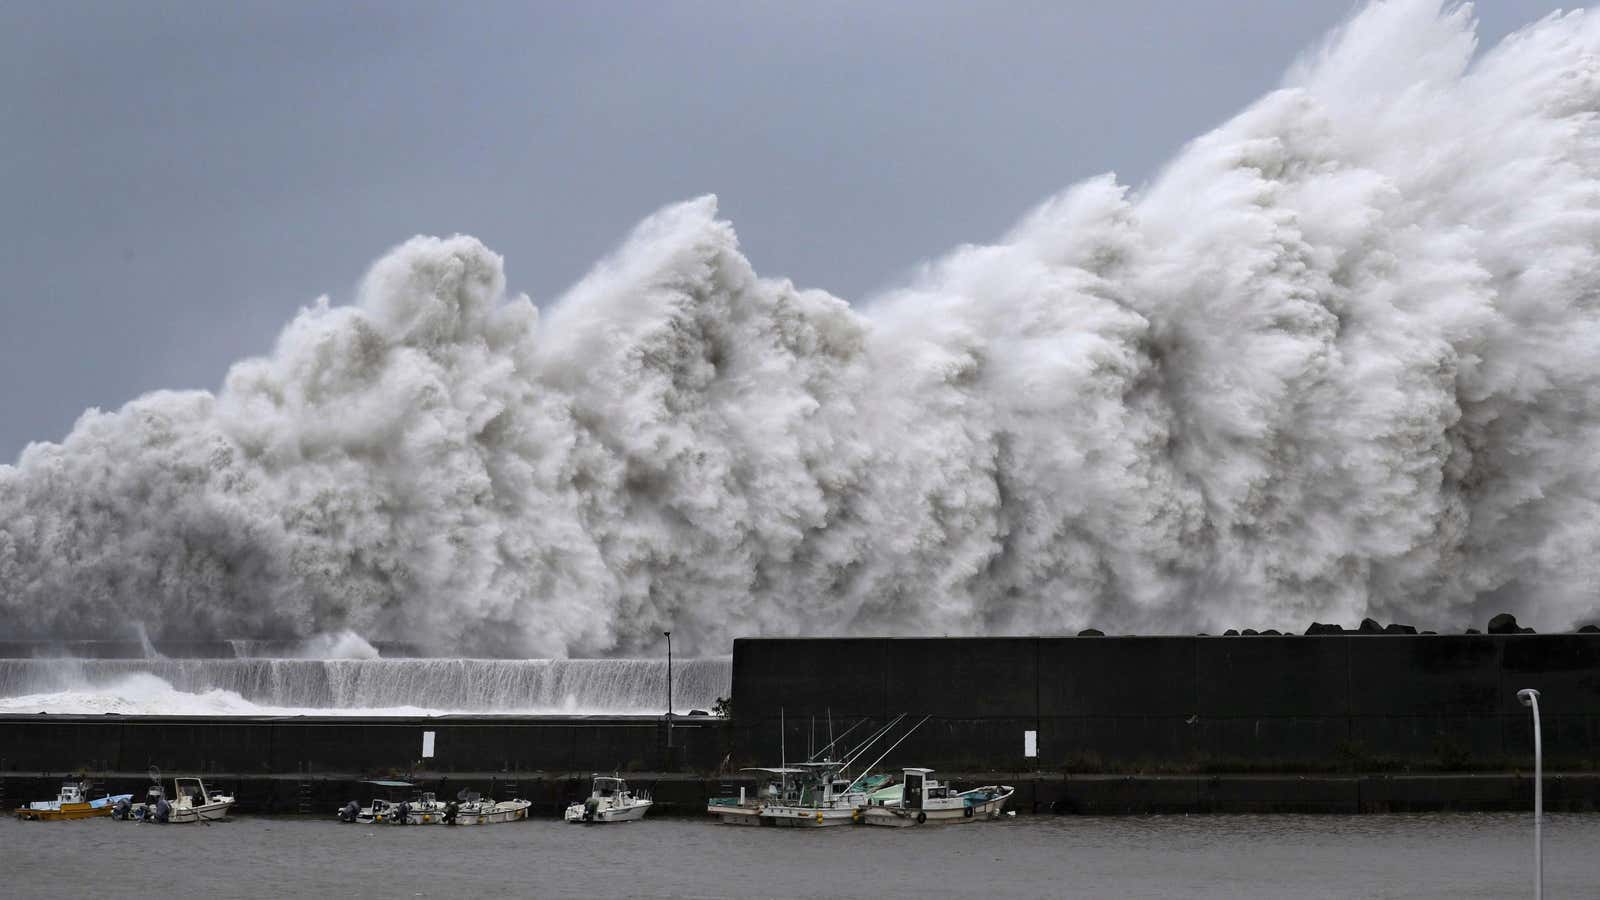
left=392, top=801, right=410, bottom=825
left=152, top=797, right=170, bottom=824
left=338, top=801, right=360, bottom=823
left=583, top=797, right=600, bottom=822
left=112, top=798, right=132, bottom=821
left=443, top=801, right=458, bottom=826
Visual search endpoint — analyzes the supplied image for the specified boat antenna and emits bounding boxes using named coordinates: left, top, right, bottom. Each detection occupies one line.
left=828, top=708, right=834, bottom=756
left=844, top=715, right=930, bottom=794
left=780, top=706, right=786, bottom=790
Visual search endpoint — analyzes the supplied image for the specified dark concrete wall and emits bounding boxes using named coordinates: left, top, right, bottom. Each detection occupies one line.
left=0, top=715, right=725, bottom=775
left=731, top=635, right=1600, bottom=772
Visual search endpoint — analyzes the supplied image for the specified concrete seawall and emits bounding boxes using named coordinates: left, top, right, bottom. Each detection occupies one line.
left=2, top=634, right=1596, bottom=815
left=730, top=634, right=1600, bottom=772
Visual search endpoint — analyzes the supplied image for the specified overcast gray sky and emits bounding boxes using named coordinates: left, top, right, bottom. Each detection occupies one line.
left=0, top=1, right=1568, bottom=462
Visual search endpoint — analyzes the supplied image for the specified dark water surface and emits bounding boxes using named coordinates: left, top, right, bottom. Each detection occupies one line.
left=3, top=813, right=1595, bottom=899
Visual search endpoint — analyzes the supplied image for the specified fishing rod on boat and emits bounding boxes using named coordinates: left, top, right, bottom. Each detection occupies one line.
left=838, top=713, right=907, bottom=770
left=835, top=713, right=908, bottom=774
left=842, top=715, right=931, bottom=794
left=805, top=716, right=869, bottom=762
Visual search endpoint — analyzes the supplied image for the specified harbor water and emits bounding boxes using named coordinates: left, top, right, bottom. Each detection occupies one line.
left=4, top=813, right=1598, bottom=899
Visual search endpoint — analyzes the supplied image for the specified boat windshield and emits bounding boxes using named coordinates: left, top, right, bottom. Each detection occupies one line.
left=594, top=778, right=624, bottom=797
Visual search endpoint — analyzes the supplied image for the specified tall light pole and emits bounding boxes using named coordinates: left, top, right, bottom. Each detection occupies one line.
left=664, top=631, right=673, bottom=749
left=1518, top=688, right=1543, bottom=900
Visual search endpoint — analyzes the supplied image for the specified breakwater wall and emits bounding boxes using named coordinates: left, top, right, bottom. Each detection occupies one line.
left=730, top=635, right=1600, bottom=772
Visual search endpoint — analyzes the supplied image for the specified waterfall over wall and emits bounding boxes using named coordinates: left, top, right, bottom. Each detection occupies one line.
left=0, top=657, right=731, bottom=716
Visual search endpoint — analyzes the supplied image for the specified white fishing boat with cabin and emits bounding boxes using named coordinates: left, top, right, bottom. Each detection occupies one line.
left=756, top=762, right=893, bottom=828
left=564, top=775, right=652, bottom=823
left=861, top=768, right=1013, bottom=827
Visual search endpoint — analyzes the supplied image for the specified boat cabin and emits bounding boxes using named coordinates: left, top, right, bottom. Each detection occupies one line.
left=901, top=767, right=939, bottom=810
left=174, top=777, right=211, bottom=807
left=590, top=776, right=627, bottom=799
left=57, top=781, right=87, bottom=805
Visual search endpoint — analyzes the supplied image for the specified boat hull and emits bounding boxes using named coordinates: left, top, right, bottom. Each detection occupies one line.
left=707, top=804, right=763, bottom=825
left=169, top=800, right=233, bottom=823
left=457, top=800, right=531, bottom=825
left=759, top=805, right=857, bottom=828
left=563, top=800, right=651, bottom=823
left=17, top=793, right=134, bottom=821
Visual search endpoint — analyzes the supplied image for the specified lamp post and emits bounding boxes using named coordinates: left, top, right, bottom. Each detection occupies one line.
left=1517, top=688, right=1543, bottom=900
left=664, top=631, right=673, bottom=749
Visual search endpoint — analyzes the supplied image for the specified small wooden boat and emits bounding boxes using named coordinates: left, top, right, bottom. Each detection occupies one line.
left=860, top=768, right=1012, bottom=827
left=564, top=775, right=652, bottom=823
left=15, top=781, right=132, bottom=821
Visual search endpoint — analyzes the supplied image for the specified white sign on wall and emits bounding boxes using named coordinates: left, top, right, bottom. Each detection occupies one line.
left=1024, top=729, right=1038, bottom=758
left=421, top=730, right=436, bottom=759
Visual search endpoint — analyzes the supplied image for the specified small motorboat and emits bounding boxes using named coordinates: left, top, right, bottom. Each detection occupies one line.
left=15, top=780, right=132, bottom=821
left=860, top=768, right=1012, bottom=827
left=563, top=775, right=652, bottom=823
left=121, top=777, right=235, bottom=824
left=450, top=790, right=532, bottom=825
left=169, top=777, right=235, bottom=823
left=342, top=781, right=448, bottom=825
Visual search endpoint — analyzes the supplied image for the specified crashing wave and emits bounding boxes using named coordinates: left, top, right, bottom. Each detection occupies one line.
left=3, top=1, right=1600, bottom=653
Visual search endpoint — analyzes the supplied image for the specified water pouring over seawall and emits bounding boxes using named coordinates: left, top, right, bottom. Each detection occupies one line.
left=0, top=657, right=731, bottom=716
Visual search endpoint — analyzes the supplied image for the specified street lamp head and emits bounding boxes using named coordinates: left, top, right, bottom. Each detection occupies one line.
left=1518, top=688, right=1541, bottom=707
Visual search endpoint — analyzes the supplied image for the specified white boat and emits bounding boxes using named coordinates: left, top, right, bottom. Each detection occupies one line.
left=169, top=777, right=235, bottom=823
left=860, top=768, right=1013, bottom=827
left=452, top=792, right=532, bottom=825
left=756, top=762, right=892, bottom=828
left=707, top=713, right=918, bottom=827
left=125, top=777, right=234, bottom=823
left=344, top=781, right=448, bottom=825
left=706, top=770, right=788, bottom=826
left=564, top=775, right=652, bottom=823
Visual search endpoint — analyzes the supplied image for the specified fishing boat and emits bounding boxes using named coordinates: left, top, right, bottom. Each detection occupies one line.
left=564, top=775, right=652, bottom=823
left=706, top=713, right=919, bottom=827
left=756, top=762, right=893, bottom=828
left=15, top=780, right=132, bottom=821
left=341, top=780, right=448, bottom=825
left=706, top=769, right=790, bottom=825
left=452, top=791, right=533, bottom=825
left=860, top=768, right=1013, bottom=827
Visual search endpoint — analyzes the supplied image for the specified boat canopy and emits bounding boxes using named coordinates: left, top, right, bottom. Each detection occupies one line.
left=363, top=780, right=415, bottom=788
left=740, top=767, right=807, bottom=775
